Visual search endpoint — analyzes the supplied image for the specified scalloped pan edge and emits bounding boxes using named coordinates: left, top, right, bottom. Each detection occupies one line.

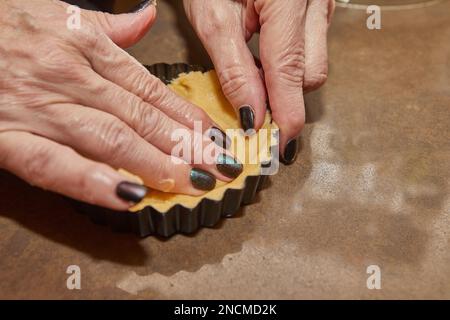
left=72, top=173, right=268, bottom=237
left=72, top=63, right=274, bottom=238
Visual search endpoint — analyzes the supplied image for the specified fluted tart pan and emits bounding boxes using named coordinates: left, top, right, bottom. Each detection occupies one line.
left=73, top=63, right=277, bottom=237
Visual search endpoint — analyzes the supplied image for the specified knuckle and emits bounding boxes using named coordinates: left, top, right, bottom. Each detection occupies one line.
left=34, top=46, right=87, bottom=83
left=194, top=8, right=228, bottom=39
left=64, top=67, right=94, bottom=88
left=23, top=144, right=53, bottom=187
left=217, top=65, right=248, bottom=99
left=35, top=46, right=68, bottom=71
left=98, top=119, right=134, bottom=160
left=76, top=163, right=101, bottom=203
left=84, top=75, right=108, bottom=96
left=268, top=49, right=305, bottom=88
left=78, top=26, right=112, bottom=58
left=78, top=26, right=101, bottom=48
left=134, top=72, right=166, bottom=104
left=131, top=101, right=165, bottom=140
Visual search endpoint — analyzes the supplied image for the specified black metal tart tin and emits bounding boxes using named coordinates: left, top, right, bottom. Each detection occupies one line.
left=73, top=174, right=268, bottom=237
left=73, top=63, right=271, bottom=238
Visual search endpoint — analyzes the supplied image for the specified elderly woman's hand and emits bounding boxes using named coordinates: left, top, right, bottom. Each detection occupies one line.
left=184, top=0, right=335, bottom=163
left=0, top=0, right=238, bottom=210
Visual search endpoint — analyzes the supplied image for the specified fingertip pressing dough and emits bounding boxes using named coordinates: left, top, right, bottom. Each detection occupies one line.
left=129, top=70, right=276, bottom=213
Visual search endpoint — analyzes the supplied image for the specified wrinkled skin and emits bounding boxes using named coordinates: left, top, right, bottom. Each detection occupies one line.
left=0, top=0, right=334, bottom=211
left=184, top=0, right=335, bottom=154
left=0, top=0, right=232, bottom=210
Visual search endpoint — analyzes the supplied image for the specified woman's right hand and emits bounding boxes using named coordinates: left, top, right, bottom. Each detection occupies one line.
left=0, top=0, right=240, bottom=211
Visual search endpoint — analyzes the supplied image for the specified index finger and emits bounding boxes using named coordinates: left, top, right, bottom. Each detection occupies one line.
left=72, top=28, right=221, bottom=136
left=256, top=0, right=308, bottom=164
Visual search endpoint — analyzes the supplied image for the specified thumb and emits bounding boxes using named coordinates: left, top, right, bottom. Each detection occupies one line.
left=83, top=1, right=157, bottom=48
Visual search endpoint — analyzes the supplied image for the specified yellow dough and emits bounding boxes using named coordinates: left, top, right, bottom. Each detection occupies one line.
left=130, top=70, right=276, bottom=213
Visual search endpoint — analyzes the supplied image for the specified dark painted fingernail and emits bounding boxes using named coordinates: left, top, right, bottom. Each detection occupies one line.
left=131, top=0, right=154, bottom=13
left=239, top=105, right=255, bottom=132
left=216, top=154, right=243, bottom=179
left=282, top=138, right=298, bottom=165
left=116, top=182, right=148, bottom=203
left=190, top=168, right=216, bottom=191
left=209, top=126, right=231, bottom=149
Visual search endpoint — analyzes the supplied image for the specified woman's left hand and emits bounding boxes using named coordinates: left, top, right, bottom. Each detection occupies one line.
left=184, top=0, right=335, bottom=164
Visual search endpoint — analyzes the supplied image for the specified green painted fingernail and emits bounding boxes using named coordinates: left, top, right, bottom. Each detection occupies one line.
left=190, top=168, right=216, bottom=191
left=216, top=154, right=243, bottom=179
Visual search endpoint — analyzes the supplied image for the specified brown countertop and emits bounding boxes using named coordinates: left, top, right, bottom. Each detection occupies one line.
left=0, top=0, right=449, bottom=299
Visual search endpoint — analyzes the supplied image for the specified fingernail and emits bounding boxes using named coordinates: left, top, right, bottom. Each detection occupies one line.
left=239, top=105, right=255, bottom=133
left=131, top=0, right=154, bottom=13
left=216, top=154, right=243, bottom=179
left=190, top=168, right=216, bottom=191
left=282, top=138, right=298, bottom=165
left=209, top=126, right=231, bottom=149
left=116, top=181, right=148, bottom=203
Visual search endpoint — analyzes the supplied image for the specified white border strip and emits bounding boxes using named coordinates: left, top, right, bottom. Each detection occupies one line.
left=335, top=0, right=447, bottom=11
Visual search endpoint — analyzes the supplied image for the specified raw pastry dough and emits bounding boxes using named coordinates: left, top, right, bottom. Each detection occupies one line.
left=130, top=70, right=275, bottom=213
